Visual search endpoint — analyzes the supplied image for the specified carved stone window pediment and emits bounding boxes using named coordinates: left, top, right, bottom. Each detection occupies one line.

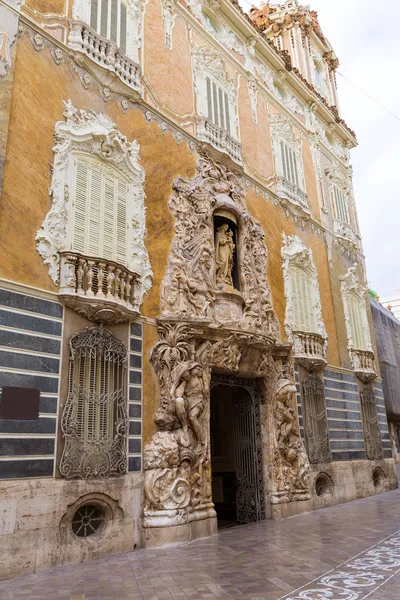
left=36, top=100, right=153, bottom=319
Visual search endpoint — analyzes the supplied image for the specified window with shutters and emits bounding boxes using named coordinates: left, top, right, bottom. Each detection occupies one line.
left=282, top=236, right=327, bottom=350
left=89, top=0, right=129, bottom=54
left=37, top=101, right=153, bottom=317
left=59, top=325, right=128, bottom=479
left=331, top=184, right=350, bottom=224
left=205, top=76, right=231, bottom=134
left=280, top=141, right=299, bottom=187
left=70, top=154, right=128, bottom=265
left=291, top=266, right=317, bottom=333
left=346, top=292, right=368, bottom=350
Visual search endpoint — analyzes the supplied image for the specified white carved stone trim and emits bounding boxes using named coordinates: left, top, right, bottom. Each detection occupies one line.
left=248, top=78, right=258, bottom=125
left=161, top=0, right=176, bottom=50
left=71, top=0, right=142, bottom=63
left=340, top=265, right=373, bottom=353
left=36, top=100, right=153, bottom=306
left=281, top=234, right=327, bottom=343
left=192, top=46, right=239, bottom=139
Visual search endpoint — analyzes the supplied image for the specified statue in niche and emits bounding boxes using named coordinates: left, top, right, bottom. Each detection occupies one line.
left=273, top=378, right=310, bottom=491
left=170, top=361, right=207, bottom=449
left=215, top=224, right=235, bottom=288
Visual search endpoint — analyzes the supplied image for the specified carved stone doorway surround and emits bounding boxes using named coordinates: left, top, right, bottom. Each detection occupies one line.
left=142, top=156, right=312, bottom=548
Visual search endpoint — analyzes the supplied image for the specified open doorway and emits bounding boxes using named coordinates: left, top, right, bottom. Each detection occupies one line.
left=210, top=378, right=265, bottom=529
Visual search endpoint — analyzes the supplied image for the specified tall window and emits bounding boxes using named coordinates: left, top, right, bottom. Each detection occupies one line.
left=291, top=266, right=317, bottom=332
left=280, top=141, right=299, bottom=187
left=360, top=385, right=383, bottom=460
left=90, top=0, right=128, bottom=53
left=206, top=76, right=231, bottom=133
left=302, top=374, right=331, bottom=463
left=332, top=185, right=350, bottom=224
left=346, top=292, right=367, bottom=350
left=70, top=154, right=128, bottom=264
left=59, top=326, right=128, bottom=479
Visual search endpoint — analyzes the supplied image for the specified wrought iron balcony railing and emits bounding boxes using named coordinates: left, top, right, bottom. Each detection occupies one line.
left=59, top=251, right=141, bottom=324
left=68, top=21, right=141, bottom=92
left=350, top=348, right=376, bottom=382
left=196, top=117, right=242, bottom=165
left=293, top=331, right=328, bottom=371
left=276, top=177, right=309, bottom=213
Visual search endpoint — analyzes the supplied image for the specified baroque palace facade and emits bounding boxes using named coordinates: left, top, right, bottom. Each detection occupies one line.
left=0, top=0, right=397, bottom=578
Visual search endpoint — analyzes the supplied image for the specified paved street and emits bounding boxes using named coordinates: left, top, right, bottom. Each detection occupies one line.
left=1, top=471, right=400, bottom=600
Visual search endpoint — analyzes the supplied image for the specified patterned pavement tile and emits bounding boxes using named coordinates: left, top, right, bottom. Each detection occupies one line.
left=0, top=469, right=400, bottom=600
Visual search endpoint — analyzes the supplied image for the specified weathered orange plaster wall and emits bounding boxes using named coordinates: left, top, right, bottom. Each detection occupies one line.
left=0, top=37, right=196, bottom=310
left=144, top=0, right=194, bottom=119
left=245, top=187, right=340, bottom=367
left=24, top=0, right=66, bottom=15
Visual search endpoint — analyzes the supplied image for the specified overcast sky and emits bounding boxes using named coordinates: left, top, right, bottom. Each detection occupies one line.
left=242, top=0, right=400, bottom=296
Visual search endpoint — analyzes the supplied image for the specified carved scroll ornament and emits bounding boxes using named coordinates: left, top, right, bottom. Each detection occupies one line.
left=160, top=156, right=279, bottom=339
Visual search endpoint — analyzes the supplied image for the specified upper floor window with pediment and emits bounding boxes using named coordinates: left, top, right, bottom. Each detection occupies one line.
left=270, top=114, right=308, bottom=213
left=192, top=47, right=241, bottom=164
left=36, top=100, right=152, bottom=324
left=282, top=234, right=327, bottom=369
left=340, top=267, right=372, bottom=353
left=331, top=183, right=350, bottom=224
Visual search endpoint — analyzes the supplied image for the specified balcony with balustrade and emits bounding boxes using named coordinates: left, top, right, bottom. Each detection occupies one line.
left=59, top=252, right=141, bottom=324
left=68, top=21, right=141, bottom=93
left=293, top=331, right=328, bottom=371
left=196, top=117, right=242, bottom=165
left=333, top=219, right=358, bottom=246
left=350, top=348, right=377, bottom=382
left=276, top=177, right=310, bottom=214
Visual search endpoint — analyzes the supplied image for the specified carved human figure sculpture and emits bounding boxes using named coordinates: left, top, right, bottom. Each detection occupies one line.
left=215, top=223, right=235, bottom=288
left=273, top=378, right=310, bottom=491
left=170, top=361, right=207, bottom=448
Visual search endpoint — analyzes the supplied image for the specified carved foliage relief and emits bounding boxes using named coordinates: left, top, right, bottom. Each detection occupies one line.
left=36, top=100, right=153, bottom=306
left=143, top=157, right=310, bottom=530
left=160, top=156, right=279, bottom=337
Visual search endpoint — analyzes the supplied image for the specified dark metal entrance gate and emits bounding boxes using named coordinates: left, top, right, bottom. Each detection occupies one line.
left=210, top=374, right=265, bottom=524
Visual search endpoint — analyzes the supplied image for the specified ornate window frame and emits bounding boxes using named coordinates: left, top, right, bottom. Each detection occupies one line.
left=36, top=100, right=153, bottom=307
left=72, top=0, right=142, bottom=63
left=192, top=46, right=239, bottom=138
left=282, top=234, right=327, bottom=341
left=340, top=265, right=372, bottom=353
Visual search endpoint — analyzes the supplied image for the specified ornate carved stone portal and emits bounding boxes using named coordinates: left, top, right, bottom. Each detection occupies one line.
left=143, top=157, right=311, bottom=543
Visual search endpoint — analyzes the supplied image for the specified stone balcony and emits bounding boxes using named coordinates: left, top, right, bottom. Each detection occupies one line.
left=68, top=21, right=141, bottom=92
left=350, top=348, right=377, bottom=382
left=293, top=331, right=328, bottom=371
left=276, top=177, right=310, bottom=214
left=59, top=252, right=141, bottom=324
left=334, top=219, right=357, bottom=246
left=196, top=117, right=242, bottom=165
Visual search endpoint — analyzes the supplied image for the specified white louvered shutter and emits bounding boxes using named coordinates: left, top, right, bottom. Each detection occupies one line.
left=90, top=0, right=99, bottom=31
left=100, top=0, right=109, bottom=37
left=348, top=294, right=366, bottom=350
left=73, top=157, right=90, bottom=253
left=110, top=0, right=118, bottom=43
left=292, top=267, right=316, bottom=333
left=120, top=1, right=127, bottom=54
left=205, top=77, right=231, bottom=134
left=71, top=155, right=128, bottom=265
left=116, top=180, right=128, bottom=263
left=333, top=186, right=349, bottom=224
left=280, top=142, right=299, bottom=187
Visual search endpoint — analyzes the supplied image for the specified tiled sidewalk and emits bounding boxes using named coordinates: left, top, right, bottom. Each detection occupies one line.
left=1, top=478, right=400, bottom=600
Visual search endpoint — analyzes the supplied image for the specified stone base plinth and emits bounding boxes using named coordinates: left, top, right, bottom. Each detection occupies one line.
left=143, top=515, right=218, bottom=549
left=270, top=499, right=312, bottom=520
left=310, top=458, right=398, bottom=510
left=0, top=473, right=143, bottom=581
